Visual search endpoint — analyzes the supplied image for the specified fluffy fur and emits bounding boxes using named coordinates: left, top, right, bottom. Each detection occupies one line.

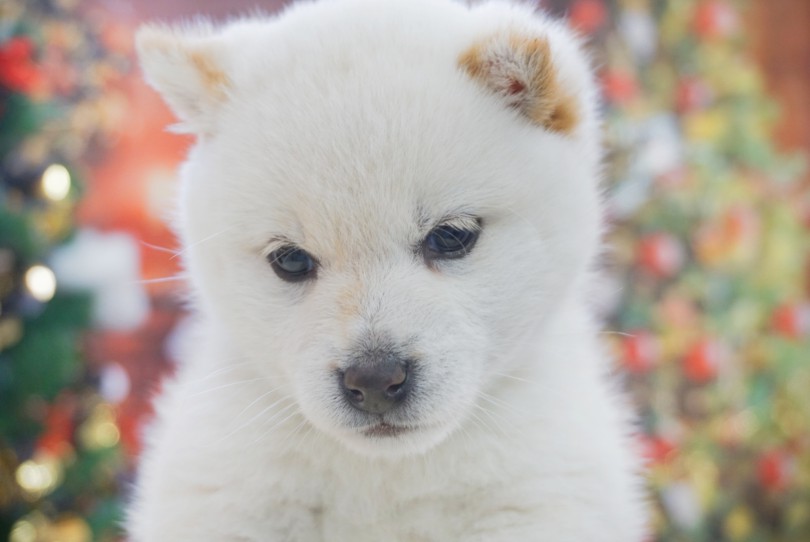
left=130, top=0, right=647, bottom=539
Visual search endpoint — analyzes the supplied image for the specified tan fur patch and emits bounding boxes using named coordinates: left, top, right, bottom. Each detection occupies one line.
left=458, top=41, right=488, bottom=80
left=459, top=33, right=579, bottom=135
left=335, top=277, right=364, bottom=323
left=189, top=49, right=230, bottom=100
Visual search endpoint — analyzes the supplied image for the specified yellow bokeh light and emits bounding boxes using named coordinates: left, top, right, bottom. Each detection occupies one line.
left=80, top=404, right=121, bottom=450
left=15, top=456, right=62, bottom=499
left=94, top=421, right=121, bottom=448
left=50, top=515, right=93, bottom=542
left=41, top=164, right=71, bottom=201
left=9, top=519, right=37, bottom=542
left=24, top=265, right=57, bottom=302
left=724, top=506, right=754, bottom=541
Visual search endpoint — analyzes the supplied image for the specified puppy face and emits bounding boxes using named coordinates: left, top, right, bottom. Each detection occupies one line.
left=138, top=0, right=602, bottom=456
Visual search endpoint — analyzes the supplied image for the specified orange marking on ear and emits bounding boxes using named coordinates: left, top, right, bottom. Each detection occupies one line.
left=189, top=49, right=230, bottom=99
left=459, top=33, right=579, bottom=135
left=458, top=41, right=489, bottom=81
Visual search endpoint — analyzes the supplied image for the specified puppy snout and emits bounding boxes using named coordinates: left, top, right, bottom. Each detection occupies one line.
left=341, top=359, right=410, bottom=414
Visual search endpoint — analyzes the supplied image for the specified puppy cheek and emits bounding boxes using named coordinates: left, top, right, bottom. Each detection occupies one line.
left=413, top=332, right=489, bottom=422
left=288, top=362, right=341, bottom=431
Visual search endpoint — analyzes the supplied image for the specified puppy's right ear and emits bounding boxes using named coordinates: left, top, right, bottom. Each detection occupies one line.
left=459, top=31, right=580, bottom=135
left=136, top=23, right=230, bottom=135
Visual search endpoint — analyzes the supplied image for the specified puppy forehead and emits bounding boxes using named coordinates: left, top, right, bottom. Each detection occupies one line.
left=204, top=0, right=549, bottom=253
left=287, top=185, right=421, bottom=252
left=223, top=87, right=505, bottom=248
left=251, top=113, right=495, bottom=253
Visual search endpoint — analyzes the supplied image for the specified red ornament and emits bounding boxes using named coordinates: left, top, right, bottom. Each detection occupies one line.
left=36, top=393, right=78, bottom=458
left=675, top=77, right=713, bottom=112
left=640, top=434, right=677, bottom=465
left=569, top=0, right=608, bottom=35
left=692, top=0, right=739, bottom=40
left=683, top=339, right=725, bottom=382
left=723, top=206, right=759, bottom=244
left=601, top=70, right=640, bottom=105
left=0, top=36, right=45, bottom=94
left=638, top=233, right=684, bottom=278
left=757, top=450, right=794, bottom=491
left=621, top=331, right=659, bottom=373
left=772, top=303, right=810, bottom=339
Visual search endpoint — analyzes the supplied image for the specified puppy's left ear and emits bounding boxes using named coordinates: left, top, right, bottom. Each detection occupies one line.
left=135, top=23, right=231, bottom=135
left=459, top=32, right=580, bottom=135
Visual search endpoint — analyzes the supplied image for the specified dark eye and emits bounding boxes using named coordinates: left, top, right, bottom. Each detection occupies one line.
left=423, top=223, right=480, bottom=260
left=268, top=246, right=316, bottom=282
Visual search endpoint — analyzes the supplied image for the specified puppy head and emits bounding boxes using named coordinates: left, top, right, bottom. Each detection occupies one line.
left=137, top=0, right=602, bottom=457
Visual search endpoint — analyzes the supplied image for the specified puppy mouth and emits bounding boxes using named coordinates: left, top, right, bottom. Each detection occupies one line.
left=360, top=422, right=413, bottom=438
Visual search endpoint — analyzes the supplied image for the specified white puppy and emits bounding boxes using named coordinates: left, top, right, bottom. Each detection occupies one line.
left=130, top=0, right=647, bottom=539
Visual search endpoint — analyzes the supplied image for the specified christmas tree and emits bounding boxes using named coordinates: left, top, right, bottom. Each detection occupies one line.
left=0, top=1, right=132, bottom=540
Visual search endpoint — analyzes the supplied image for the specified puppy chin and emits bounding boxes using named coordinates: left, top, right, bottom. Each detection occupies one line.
left=340, top=425, right=452, bottom=459
left=327, top=421, right=455, bottom=459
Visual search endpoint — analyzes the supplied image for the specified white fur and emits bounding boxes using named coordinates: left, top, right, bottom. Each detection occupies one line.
left=130, top=0, right=647, bottom=539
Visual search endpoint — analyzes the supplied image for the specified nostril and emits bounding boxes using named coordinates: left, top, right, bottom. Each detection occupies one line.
left=349, top=388, right=364, bottom=403
left=385, top=383, right=401, bottom=396
left=389, top=363, right=407, bottom=386
left=385, top=373, right=407, bottom=397
left=340, top=370, right=365, bottom=405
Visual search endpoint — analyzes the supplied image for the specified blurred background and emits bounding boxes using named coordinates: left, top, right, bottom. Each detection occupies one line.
left=1, top=0, right=808, bottom=540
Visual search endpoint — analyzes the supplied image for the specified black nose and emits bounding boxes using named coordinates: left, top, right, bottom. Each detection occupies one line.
left=341, top=359, right=410, bottom=414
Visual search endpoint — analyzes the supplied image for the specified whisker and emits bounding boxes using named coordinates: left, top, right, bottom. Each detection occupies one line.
left=209, top=398, right=296, bottom=447
left=491, top=372, right=539, bottom=385
left=232, top=385, right=285, bottom=425
left=185, top=361, right=256, bottom=384
left=282, top=419, right=312, bottom=451
left=598, top=331, right=636, bottom=338
left=136, top=275, right=188, bottom=285
left=467, top=408, right=495, bottom=435
left=466, top=407, right=515, bottom=447
left=258, top=400, right=298, bottom=427
left=452, top=417, right=480, bottom=449
left=227, top=393, right=291, bottom=436
left=472, top=403, right=517, bottom=437
left=171, top=225, right=238, bottom=260
left=477, top=391, right=533, bottom=418
left=252, top=405, right=302, bottom=445
left=141, top=241, right=180, bottom=256
left=187, top=377, right=269, bottom=398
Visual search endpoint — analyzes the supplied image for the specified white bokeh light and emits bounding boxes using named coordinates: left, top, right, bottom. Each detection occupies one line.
left=24, top=265, right=57, bottom=302
left=41, top=164, right=71, bottom=201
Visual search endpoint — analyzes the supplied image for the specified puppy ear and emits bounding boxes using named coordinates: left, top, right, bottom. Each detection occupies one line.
left=135, top=23, right=230, bottom=134
left=459, top=32, right=579, bottom=135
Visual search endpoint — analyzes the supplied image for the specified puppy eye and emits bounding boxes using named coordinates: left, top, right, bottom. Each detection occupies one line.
left=268, top=246, right=317, bottom=282
left=423, top=222, right=480, bottom=260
